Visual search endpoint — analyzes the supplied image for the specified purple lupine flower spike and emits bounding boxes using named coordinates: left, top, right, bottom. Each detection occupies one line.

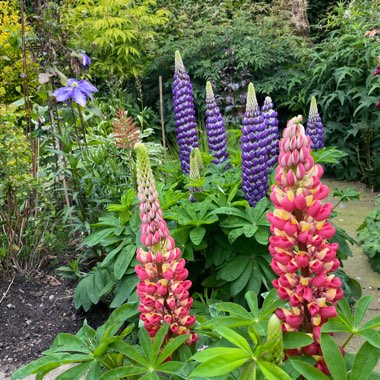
left=205, top=81, right=229, bottom=164
left=262, top=96, right=279, bottom=169
left=172, top=51, right=199, bottom=174
left=241, top=83, right=269, bottom=207
left=306, top=96, right=324, bottom=149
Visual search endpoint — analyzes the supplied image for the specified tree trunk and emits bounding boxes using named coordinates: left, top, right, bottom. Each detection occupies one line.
left=292, top=0, right=310, bottom=36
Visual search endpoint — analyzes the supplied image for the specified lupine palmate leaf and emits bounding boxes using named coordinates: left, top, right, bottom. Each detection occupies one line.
left=320, top=334, right=347, bottom=380
left=258, top=360, right=292, bottom=380
left=351, top=342, right=380, bottom=380
left=290, top=359, right=329, bottom=380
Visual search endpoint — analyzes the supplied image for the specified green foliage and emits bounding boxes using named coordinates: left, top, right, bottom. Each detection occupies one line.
left=358, top=195, right=380, bottom=272
left=99, top=324, right=189, bottom=379
left=0, top=0, right=38, bottom=102
left=11, top=303, right=139, bottom=380
left=311, top=147, right=348, bottom=165
left=289, top=0, right=380, bottom=188
left=289, top=295, right=380, bottom=380
left=163, top=163, right=276, bottom=302
left=0, top=104, right=52, bottom=276
left=71, top=0, right=170, bottom=79
left=73, top=190, right=140, bottom=311
left=190, top=290, right=306, bottom=379
left=145, top=0, right=307, bottom=131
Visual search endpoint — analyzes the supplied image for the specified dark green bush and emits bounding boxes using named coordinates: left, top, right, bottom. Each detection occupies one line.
left=358, top=195, right=380, bottom=272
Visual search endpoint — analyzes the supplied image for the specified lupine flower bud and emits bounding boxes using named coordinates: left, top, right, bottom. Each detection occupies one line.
left=189, top=148, right=203, bottom=202
left=261, top=96, right=279, bottom=169
left=306, top=97, right=324, bottom=149
left=265, top=314, right=284, bottom=365
left=172, top=51, right=199, bottom=174
left=267, top=116, right=343, bottom=374
left=241, top=83, right=269, bottom=207
left=205, top=82, right=229, bottom=164
left=135, top=143, right=197, bottom=344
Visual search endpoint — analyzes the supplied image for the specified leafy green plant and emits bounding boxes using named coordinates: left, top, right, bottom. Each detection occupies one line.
left=11, top=303, right=139, bottom=380
left=98, top=324, right=189, bottom=379
left=291, top=295, right=380, bottom=380
left=190, top=289, right=313, bottom=379
left=145, top=0, right=307, bottom=132
left=358, top=195, right=380, bottom=272
left=71, top=0, right=170, bottom=79
left=289, top=0, right=380, bottom=188
left=0, top=103, right=52, bottom=277
left=163, top=164, right=276, bottom=302
left=73, top=189, right=140, bottom=311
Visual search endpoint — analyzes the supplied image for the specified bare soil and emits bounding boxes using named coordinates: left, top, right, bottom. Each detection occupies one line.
left=0, top=273, right=110, bottom=378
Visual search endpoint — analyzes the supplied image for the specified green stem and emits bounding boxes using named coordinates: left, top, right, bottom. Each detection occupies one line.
left=332, top=200, right=341, bottom=211
left=76, top=103, right=88, bottom=148
left=342, top=333, right=354, bottom=349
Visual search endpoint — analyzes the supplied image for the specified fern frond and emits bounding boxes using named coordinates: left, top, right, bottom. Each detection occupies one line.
left=112, top=109, right=141, bottom=150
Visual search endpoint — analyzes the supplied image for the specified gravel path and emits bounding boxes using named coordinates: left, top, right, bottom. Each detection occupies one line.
left=324, top=179, right=380, bottom=370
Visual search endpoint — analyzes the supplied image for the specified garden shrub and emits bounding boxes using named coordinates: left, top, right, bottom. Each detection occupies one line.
left=69, top=0, right=170, bottom=79
left=358, top=195, right=380, bottom=272
left=144, top=0, right=307, bottom=132
left=0, top=0, right=37, bottom=102
left=289, top=0, right=380, bottom=189
left=0, top=104, right=51, bottom=277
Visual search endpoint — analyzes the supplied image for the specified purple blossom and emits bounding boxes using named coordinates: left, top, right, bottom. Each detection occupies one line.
left=80, top=53, right=91, bottom=67
left=261, top=96, right=279, bottom=169
left=205, top=81, right=229, bottom=164
left=241, top=83, right=269, bottom=207
left=306, top=96, right=324, bottom=149
left=52, top=78, right=98, bottom=107
left=172, top=51, right=198, bottom=174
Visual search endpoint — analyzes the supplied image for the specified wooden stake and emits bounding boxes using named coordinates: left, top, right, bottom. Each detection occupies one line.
left=159, top=76, right=167, bottom=153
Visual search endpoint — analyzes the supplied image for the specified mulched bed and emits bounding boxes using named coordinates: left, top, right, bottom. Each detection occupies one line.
left=0, top=273, right=110, bottom=377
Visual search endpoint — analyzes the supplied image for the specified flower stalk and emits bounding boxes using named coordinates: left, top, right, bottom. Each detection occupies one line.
left=267, top=116, right=343, bottom=374
left=189, top=148, right=203, bottom=202
left=306, top=97, right=324, bottom=149
left=261, top=96, right=279, bottom=170
left=205, top=81, right=229, bottom=164
left=134, top=143, right=198, bottom=344
left=172, top=51, right=198, bottom=174
left=241, top=83, right=269, bottom=207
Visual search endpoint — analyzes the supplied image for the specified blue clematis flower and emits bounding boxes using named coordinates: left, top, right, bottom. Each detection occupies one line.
left=80, top=53, right=91, bottom=67
left=52, top=78, right=98, bottom=107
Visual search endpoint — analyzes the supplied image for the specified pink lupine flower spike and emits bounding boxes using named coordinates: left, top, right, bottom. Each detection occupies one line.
left=135, top=143, right=198, bottom=344
left=267, top=116, right=343, bottom=374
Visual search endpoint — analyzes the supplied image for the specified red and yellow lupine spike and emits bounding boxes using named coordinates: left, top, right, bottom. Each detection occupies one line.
left=135, top=143, right=198, bottom=344
left=267, top=116, right=343, bottom=374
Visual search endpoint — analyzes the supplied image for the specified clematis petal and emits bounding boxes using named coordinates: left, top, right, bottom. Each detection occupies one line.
left=52, top=87, right=73, bottom=103
left=72, top=88, right=87, bottom=106
left=78, top=79, right=98, bottom=95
